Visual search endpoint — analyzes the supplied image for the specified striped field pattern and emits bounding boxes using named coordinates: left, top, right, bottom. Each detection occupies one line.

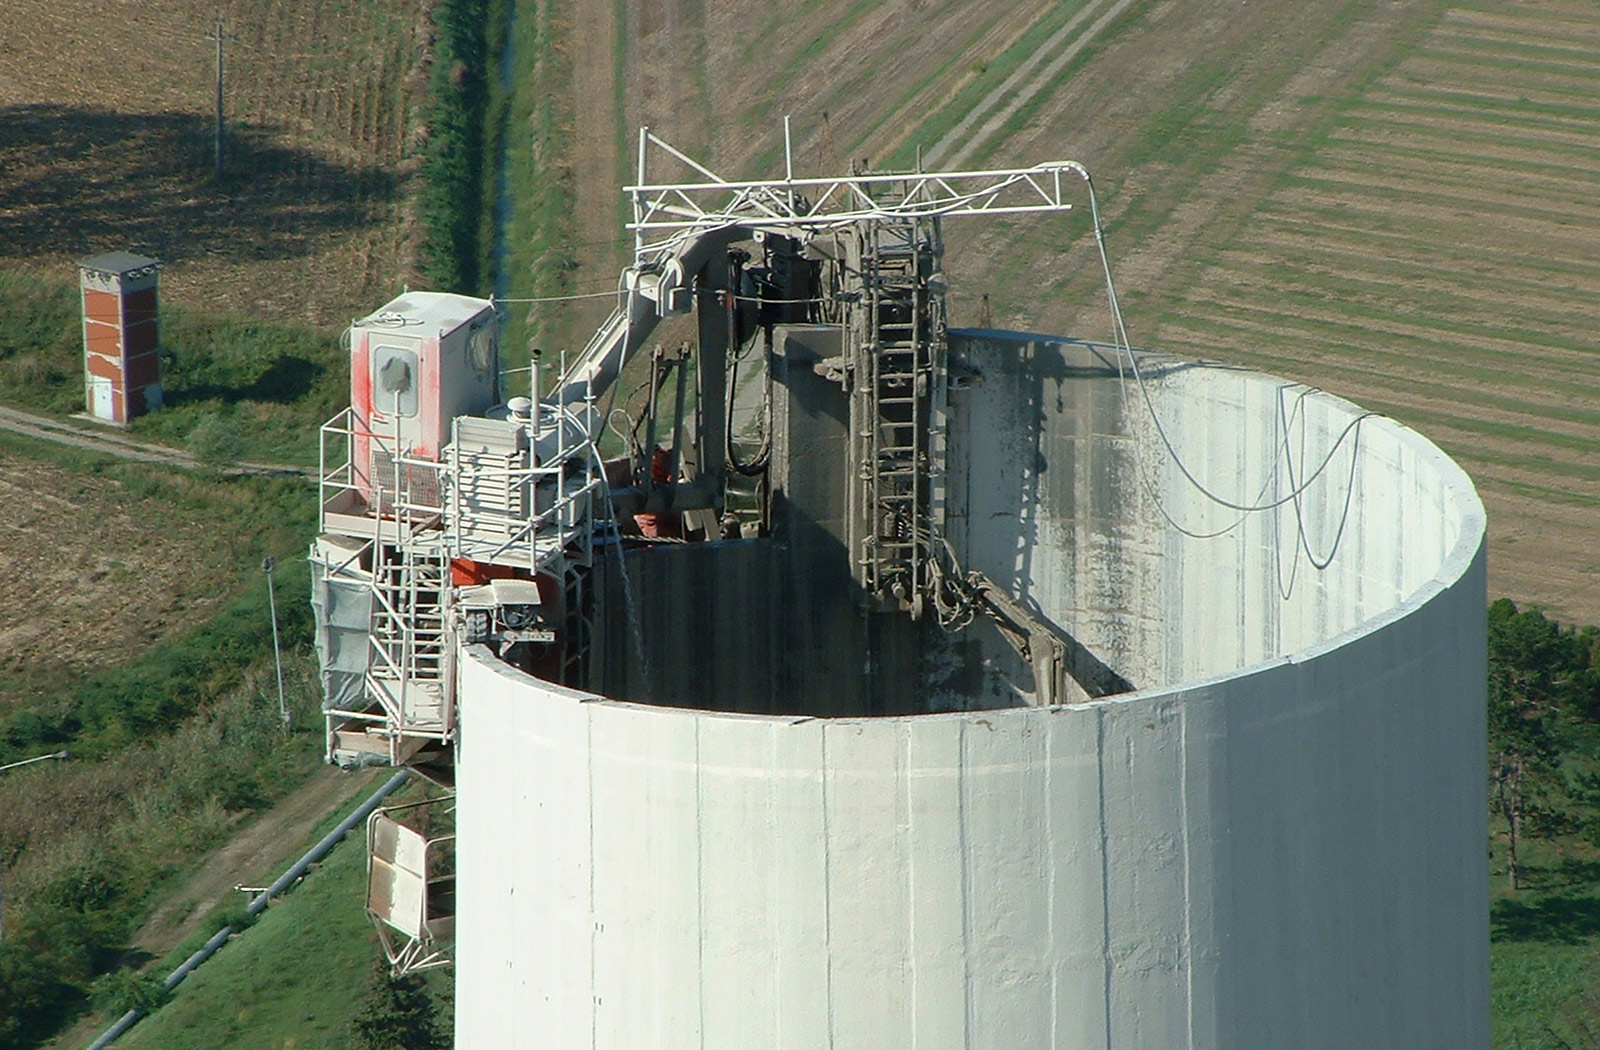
left=1151, top=2, right=1600, bottom=622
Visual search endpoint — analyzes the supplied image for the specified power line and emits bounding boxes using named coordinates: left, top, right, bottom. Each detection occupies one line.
left=495, top=289, right=621, bottom=304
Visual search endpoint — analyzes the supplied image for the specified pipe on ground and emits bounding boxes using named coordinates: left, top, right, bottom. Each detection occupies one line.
left=84, top=769, right=412, bottom=1050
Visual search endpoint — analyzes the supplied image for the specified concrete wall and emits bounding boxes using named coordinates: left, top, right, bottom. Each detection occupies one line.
left=944, top=334, right=1476, bottom=699
left=453, top=339, right=1488, bottom=1050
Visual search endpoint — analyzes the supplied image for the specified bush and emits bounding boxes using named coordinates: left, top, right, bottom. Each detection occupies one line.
left=0, top=653, right=325, bottom=1048
left=350, top=960, right=446, bottom=1050
left=208, top=904, right=258, bottom=937
left=186, top=412, right=244, bottom=469
left=90, top=969, right=171, bottom=1017
left=0, top=939, right=82, bottom=1050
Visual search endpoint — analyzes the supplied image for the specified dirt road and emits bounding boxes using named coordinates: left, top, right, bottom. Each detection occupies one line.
left=41, top=767, right=392, bottom=1050
left=0, top=403, right=305, bottom=476
left=136, top=766, right=390, bottom=961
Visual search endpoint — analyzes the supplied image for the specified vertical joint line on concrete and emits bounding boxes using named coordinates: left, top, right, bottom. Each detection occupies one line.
left=1097, top=707, right=1114, bottom=1050
left=769, top=725, right=781, bottom=1042
left=1046, top=715, right=1058, bottom=1046
left=903, top=722, right=917, bottom=1048
left=959, top=718, right=974, bottom=1049
left=1180, top=703, right=1195, bottom=1049
left=820, top=724, right=836, bottom=1049
left=588, top=706, right=599, bottom=1049
left=696, top=717, right=706, bottom=1050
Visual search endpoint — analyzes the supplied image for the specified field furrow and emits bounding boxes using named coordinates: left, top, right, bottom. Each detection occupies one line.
left=1164, top=304, right=1600, bottom=401
left=1269, top=185, right=1597, bottom=258
left=1394, top=50, right=1600, bottom=92
left=1283, top=163, right=1600, bottom=230
left=1250, top=204, right=1600, bottom=283
left=1439, top=7, right=1600, bottom=41
left=1360, top=92, right=1600, bottom=138
left=1196, top=251, right=1600, bottom=348
left=1173, top=287, right=1597, bottom=375
left=1338, top=103, right=1600, bottom=151
left=1430, top=26, right=1600, bottom=61
left=1317, top=135, right=1600, bottom=197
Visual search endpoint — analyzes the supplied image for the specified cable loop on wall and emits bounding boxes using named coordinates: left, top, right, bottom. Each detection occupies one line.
left=1074, top=169, right=1374, bottom=571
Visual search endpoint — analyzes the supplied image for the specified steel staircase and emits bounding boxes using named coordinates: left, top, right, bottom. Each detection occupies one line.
left=366, top=538, right=450, bottom=743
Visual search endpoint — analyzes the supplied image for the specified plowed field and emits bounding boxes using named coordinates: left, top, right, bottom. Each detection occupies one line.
left=535, top=0, right=1600, bottom=624
left=0, top=442, right=258, bottom=702
left=1148, top=3, right=1600, bottom=622
left=0, top=0, right=428, bottom=327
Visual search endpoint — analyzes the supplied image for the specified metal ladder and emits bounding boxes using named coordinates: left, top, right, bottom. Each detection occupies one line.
left=852, top=211, right=946, bottom=618
left=559, top=561, right=593, bottom=688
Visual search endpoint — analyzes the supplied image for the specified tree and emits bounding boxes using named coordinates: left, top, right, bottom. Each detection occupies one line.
left=350, top=959, right=446, bottom=1050
left=1487, top=599, right=1581, bottom=889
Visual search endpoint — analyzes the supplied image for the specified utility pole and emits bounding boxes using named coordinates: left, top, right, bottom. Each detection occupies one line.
left=205, top=15, right=237, bottom=179
left=264, top=557, right=289, bottom=728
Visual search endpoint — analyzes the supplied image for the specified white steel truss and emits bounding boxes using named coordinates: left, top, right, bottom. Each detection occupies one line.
left=626, top=127, right=1087, bottom=271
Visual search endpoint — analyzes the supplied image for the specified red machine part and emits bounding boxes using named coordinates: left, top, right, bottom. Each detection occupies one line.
left=633, top=447, right=682, bottom=539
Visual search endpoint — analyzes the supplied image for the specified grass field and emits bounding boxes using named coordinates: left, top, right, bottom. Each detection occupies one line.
left=1491, top=825, right=1600, bottom=1048
left=113, top=799, right=397, bottom=1050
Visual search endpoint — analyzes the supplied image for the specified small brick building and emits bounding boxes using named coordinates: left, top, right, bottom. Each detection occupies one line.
left=79, top=252, right=163, bottom=424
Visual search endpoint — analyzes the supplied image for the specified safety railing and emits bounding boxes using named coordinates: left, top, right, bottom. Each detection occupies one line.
left=442, top=402, right=602, bottom=575
left=318, top=408, right=447, bottom=541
